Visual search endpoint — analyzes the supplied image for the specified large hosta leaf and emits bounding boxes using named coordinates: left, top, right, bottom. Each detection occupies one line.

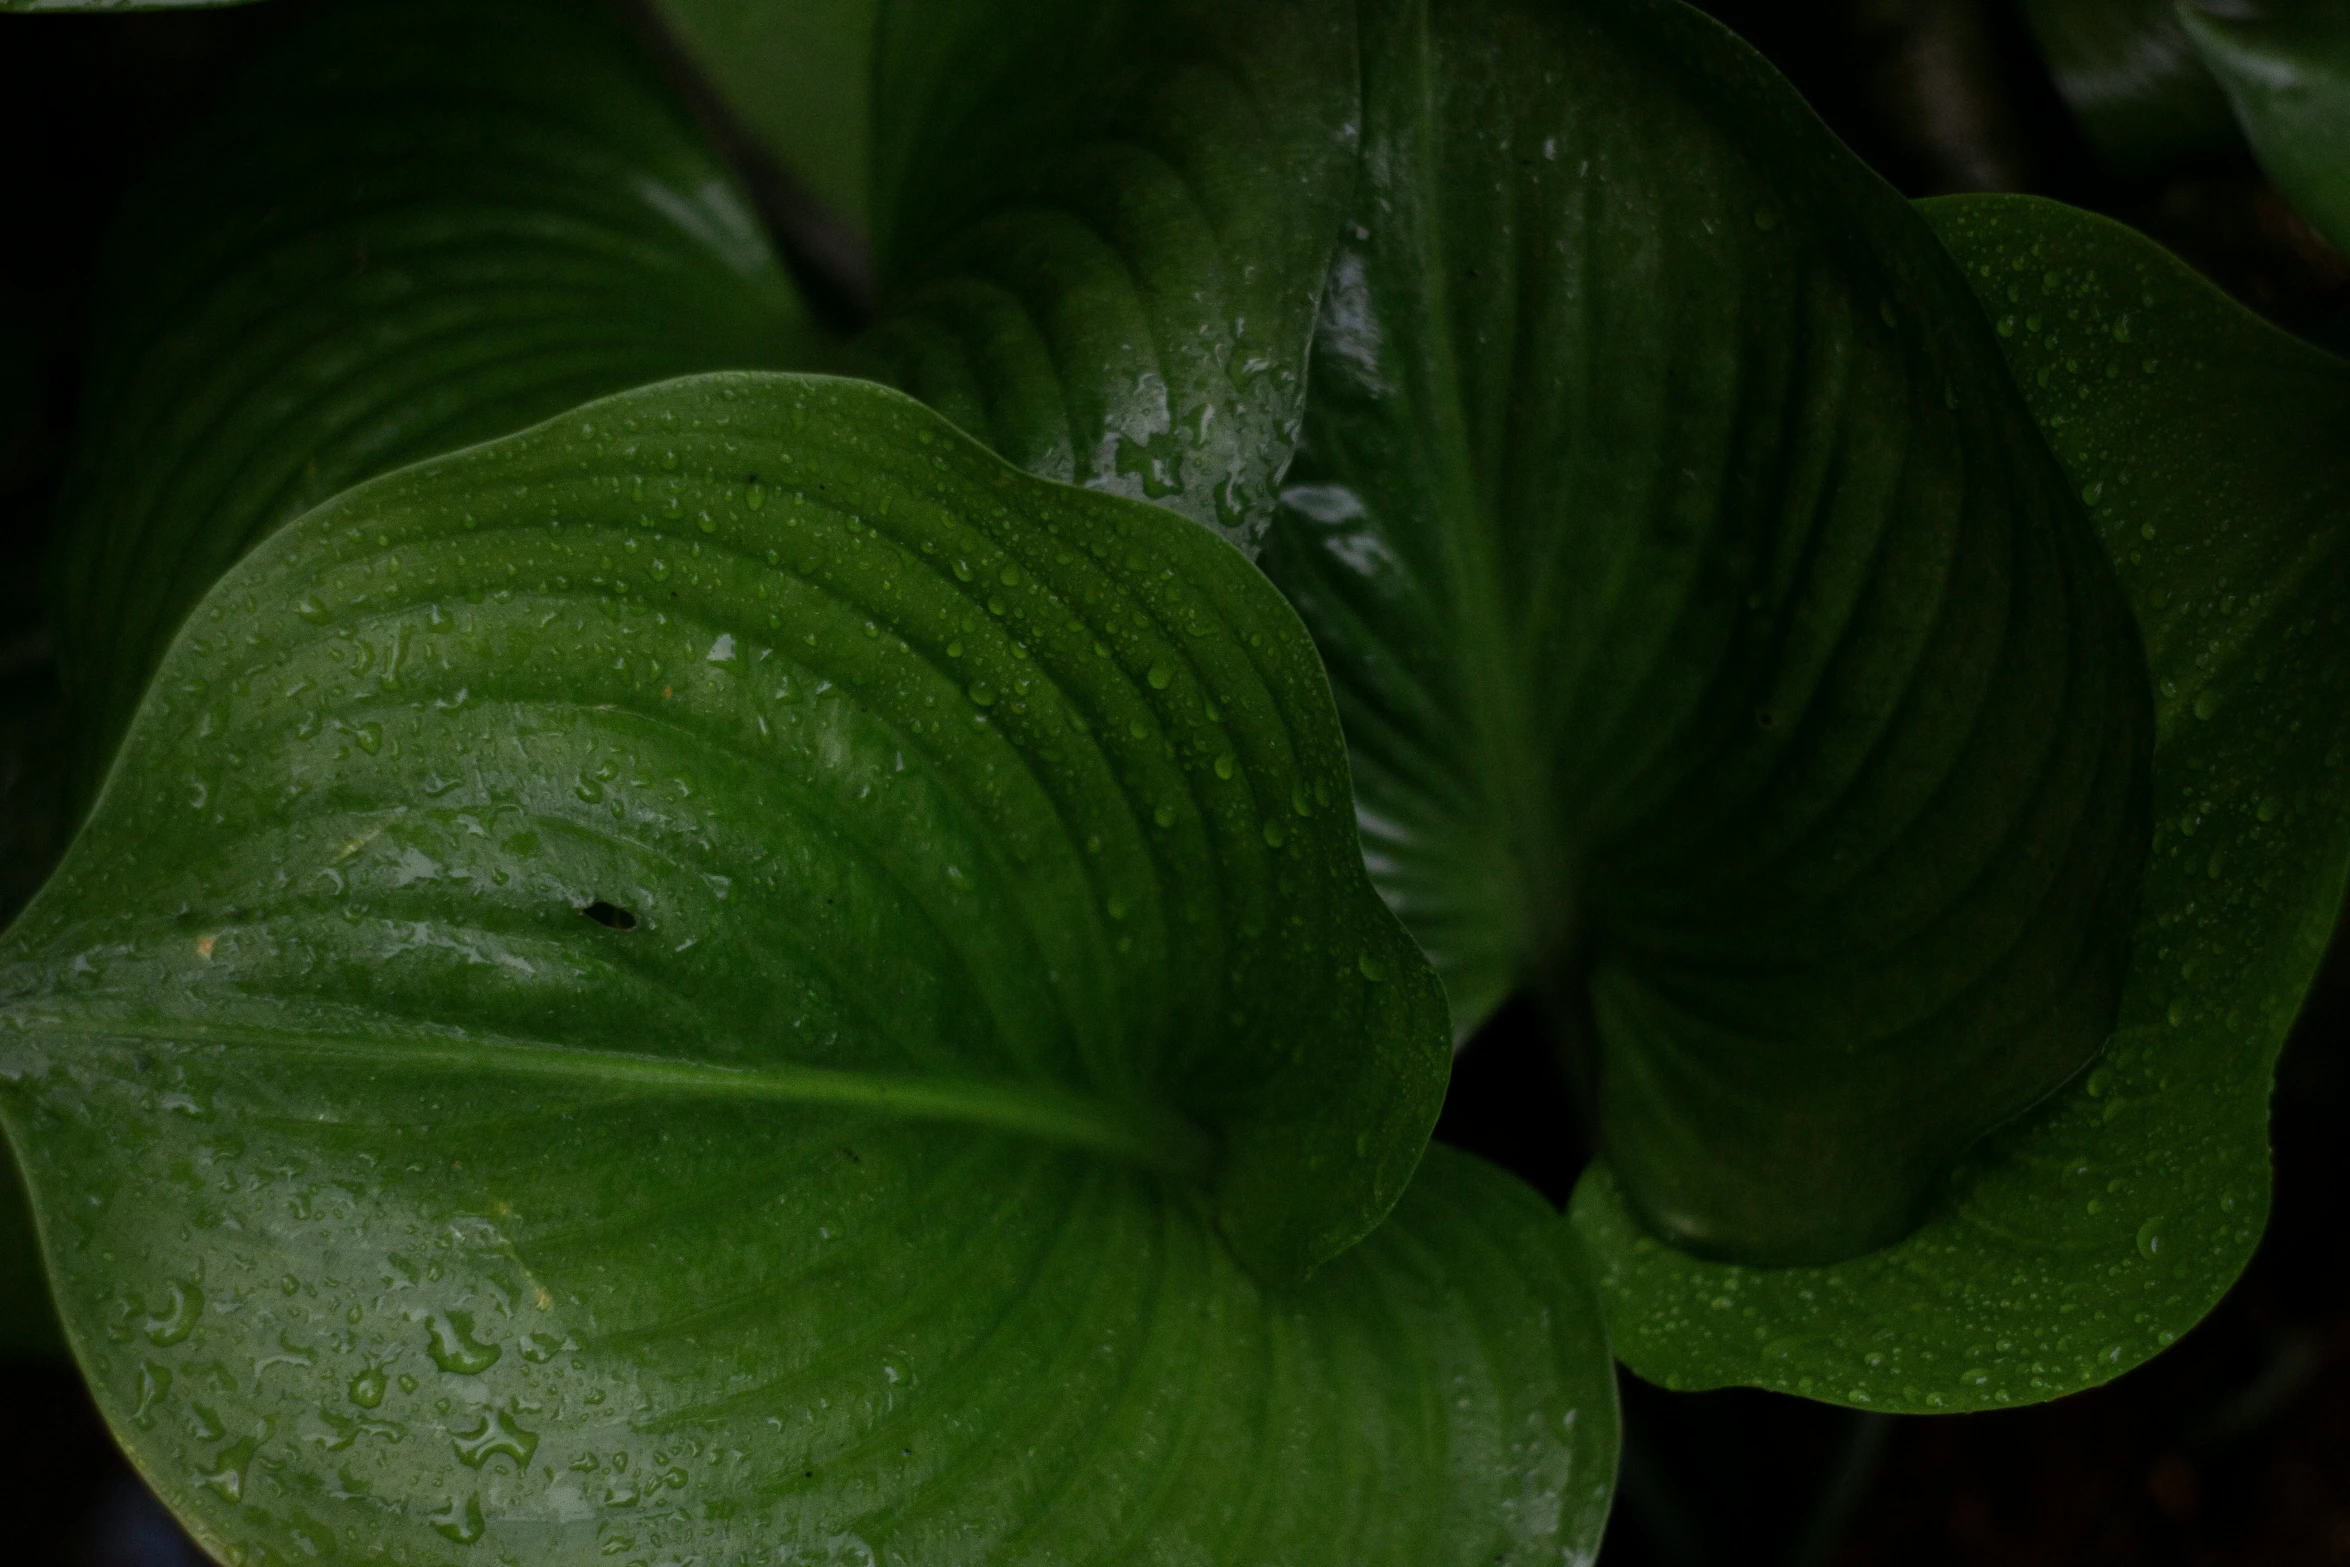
left=851, top=0, right=1360, bottom=553
left=1255, top=0, right=2151, bottom=1265
left=2013, top=0, right=2242, bottom=175
left=2, top=373, right=1617, bottom=1563
left=1575, top=195, right=2350, bottom=1411
left=49, top=0, right=812, bottom=805
left=2182, top=2, right=2350, bottom=257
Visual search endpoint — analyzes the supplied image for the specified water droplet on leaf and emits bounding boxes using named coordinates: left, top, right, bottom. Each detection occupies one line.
left=347, top=1365, right=387, bottom=1408
left=425, top=1312, right=501, bottom=1374
left=143, top=1280, right=203, bottom=1346
left=432, top=1493, right=485, bottom=1544
left=452, top=1408, right=538, bottom=1469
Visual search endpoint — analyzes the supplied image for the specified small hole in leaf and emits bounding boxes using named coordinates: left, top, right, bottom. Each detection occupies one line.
left=581, top=900, right=637, bottom=931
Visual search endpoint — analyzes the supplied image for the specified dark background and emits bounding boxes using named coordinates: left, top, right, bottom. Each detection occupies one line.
left=3, top=1, right=2346, bottom=1562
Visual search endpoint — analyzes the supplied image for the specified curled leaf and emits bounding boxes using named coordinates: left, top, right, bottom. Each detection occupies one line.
left=1578, top=196, right=2350, bottom=1410
left=1258, top=0, right=2151, bottom=1264
left=3, top=374, right=1616, bottom=1562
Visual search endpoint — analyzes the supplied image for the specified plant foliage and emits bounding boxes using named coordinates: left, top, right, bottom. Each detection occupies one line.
left=1579, top=194, right=2350, bottom=1410
left=7, top=0, right=2350, bottom=1557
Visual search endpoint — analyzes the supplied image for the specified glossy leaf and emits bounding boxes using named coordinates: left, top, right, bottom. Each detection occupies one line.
left=49, top=0, right=813, bottom=808
left=852, top=0, right=1360, bottom=554
left=2183, top=2, right=2350, bottom=258
left=2, top=372, right=1618, bottom=1562
left=1576, top=194, right=2350, bottom=1411
left=1254, top=0, right=2150, bottom=1265
left=2014, top=0, right=2241, bottom=176
left=651, top=0, right=878, bottom=231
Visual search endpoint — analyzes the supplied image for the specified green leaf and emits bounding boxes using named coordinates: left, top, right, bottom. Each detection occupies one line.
left=852, top=0, right=1361, bottom=553
left=650, top=0, right=879, bottom=231
left=2013, top=0, right=2242, bottom=176
left=2181, top=2, right=2350, bottom=258
left=49, top=0, right=813, bottom=808
left=3, top=372, right=1617, bottom=1561
left=1256, top=0, right=2150, bottom=1265
left=1575, top=194, right=2350, bottom=1411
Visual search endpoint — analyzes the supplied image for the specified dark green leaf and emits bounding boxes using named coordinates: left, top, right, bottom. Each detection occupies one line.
left=650, top=0, right=878, bottom=231
left=49, top=0, right=813, bottom=807
left=1258, top=0, right=2150, bottom=1264
left=1574, top=194, right=2350, bottom=1411
left=2182, top=2, right=2350, bottom=258
left=852, top=0, right=1360, bottom=553
left=2013, top=0, right=2242, bottom=175
left=3, top=373, right=1617, bottom=1562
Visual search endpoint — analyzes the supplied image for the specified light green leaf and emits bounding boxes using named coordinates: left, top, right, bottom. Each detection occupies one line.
left=4, top=372, right=1617, bottom=1562
left=852, top=0, right=1360, bottom=553
left=2014, top=0, right=2242, bottom=175
left=49, top=0, right=813, bottom=808
left=1574, top=194, right=2350, bottom=1411
left=650, top=0, right=878, bottom=232
left=1257, top=0, right=2150, bottom=1265
left=2182, top=2, right=2350, bottom=258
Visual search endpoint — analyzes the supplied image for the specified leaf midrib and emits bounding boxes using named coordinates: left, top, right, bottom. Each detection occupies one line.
left=2, top=1014, right=1218, bottom=1181
left=1398, top=30, right=1577, bottom=992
